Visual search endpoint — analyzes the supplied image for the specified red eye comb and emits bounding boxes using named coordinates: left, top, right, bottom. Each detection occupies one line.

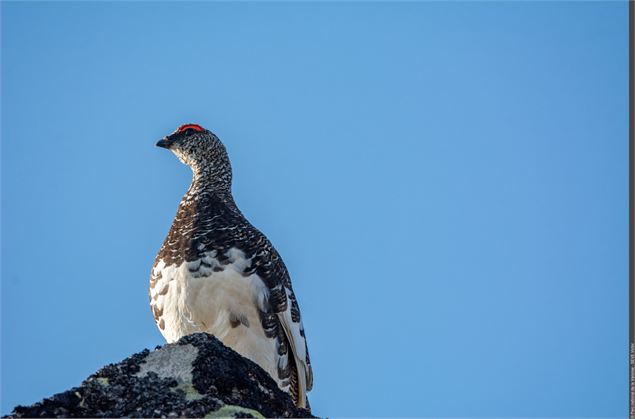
left=176, top=124, right=205, bottom=133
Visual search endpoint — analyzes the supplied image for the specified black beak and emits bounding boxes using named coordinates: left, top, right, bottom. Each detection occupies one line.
left=156, top=137, right=173, bottom=149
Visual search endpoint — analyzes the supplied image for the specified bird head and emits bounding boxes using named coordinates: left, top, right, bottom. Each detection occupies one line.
left=157, top=123, right=232, bottom=188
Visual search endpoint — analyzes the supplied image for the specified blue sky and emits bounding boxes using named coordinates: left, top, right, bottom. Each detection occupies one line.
left=1, top=1, right=629, bottom=417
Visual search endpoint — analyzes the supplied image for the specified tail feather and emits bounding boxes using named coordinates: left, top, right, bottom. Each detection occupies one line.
left=295, top=356, right=307, bottom=409
left=276, top=297, right=311, bottom=409
left=287, top=347, right=308, bottom=408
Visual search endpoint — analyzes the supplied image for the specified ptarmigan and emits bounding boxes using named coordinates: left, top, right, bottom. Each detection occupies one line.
left=150, top=123, right=313, bottom=408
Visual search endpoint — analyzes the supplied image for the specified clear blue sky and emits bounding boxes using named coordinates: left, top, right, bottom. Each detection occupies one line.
left=1, top=1, right=629, bottom=417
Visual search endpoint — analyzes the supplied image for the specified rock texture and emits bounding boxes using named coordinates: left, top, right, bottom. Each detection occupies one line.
left=5, top=333, right=314, bottom=418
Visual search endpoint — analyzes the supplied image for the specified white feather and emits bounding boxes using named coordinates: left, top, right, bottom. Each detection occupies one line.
left=277, top=288, right=309, bottom=408
left=152, top=249, right=283, bottom=389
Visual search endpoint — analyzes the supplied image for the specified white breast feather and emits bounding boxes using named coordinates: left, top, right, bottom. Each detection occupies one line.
left=151, top=248, right=282, bottom=387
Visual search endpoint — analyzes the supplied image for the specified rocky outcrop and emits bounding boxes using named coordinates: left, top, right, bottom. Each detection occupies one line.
left=5, top=333, right=314, bottom=418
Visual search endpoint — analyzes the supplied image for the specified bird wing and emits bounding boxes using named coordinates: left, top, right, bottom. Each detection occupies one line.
left=243, top=231, right=313, bottom=407
left=181, top=200, right=313, bottom=407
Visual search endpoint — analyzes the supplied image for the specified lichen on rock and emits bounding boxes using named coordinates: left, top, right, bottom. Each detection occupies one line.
left=5, top=333, right=314, bottom=418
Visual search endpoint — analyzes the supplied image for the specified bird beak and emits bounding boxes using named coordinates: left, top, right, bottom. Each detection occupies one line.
left=156, top=137, right=173, bottom=149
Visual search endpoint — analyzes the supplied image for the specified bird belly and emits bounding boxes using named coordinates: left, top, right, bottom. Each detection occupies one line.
left=150, top=255, right=280, bottom=387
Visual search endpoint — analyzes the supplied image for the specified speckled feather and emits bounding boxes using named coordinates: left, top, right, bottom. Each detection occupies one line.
left=149, top=125, right=312, bottom=408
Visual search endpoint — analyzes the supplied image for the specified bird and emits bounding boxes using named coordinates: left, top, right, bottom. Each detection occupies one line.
left=149, top=123, right=313, bottom=408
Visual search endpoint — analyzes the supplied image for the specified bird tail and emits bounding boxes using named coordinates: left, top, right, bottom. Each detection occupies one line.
left=288, top=354, right=308, bottom=409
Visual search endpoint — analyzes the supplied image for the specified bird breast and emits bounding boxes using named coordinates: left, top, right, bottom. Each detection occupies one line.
left=149, top=248, right=280, bottom=384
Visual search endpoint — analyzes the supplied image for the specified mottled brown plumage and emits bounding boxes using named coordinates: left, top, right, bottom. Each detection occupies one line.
left=150, top=124, right=312, bottom=408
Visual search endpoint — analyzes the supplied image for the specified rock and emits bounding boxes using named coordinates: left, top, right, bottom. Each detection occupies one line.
left=5, top=333, right=314, bottom=418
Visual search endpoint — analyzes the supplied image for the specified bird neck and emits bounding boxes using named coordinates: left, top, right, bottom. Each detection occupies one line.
left=186, top=169, right=238, bottom=212
left=190, top=165, right=232, bottom=193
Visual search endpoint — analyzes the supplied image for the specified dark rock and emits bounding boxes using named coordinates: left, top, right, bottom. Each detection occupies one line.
left=5, top=333, right=314, bottom=418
